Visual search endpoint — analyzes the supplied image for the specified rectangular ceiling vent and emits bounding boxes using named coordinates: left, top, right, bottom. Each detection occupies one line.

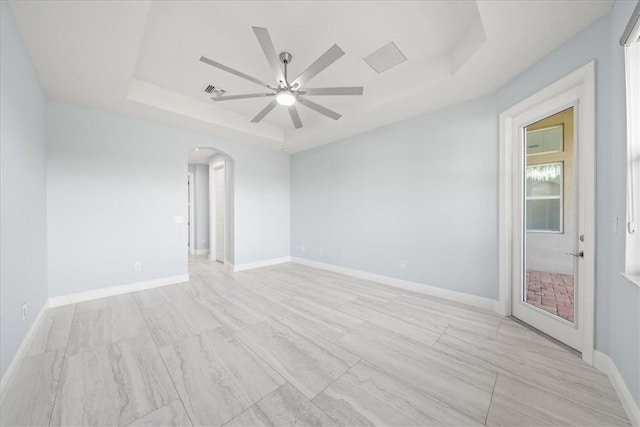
left=203, top=84, right=226, bottom=97
left=363, top=41, right=407, bottom=74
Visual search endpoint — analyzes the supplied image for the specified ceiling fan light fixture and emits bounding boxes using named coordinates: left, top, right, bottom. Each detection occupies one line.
left=276, top=91, right=296, bottom=106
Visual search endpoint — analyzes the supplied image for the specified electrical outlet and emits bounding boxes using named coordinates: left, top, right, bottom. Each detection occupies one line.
left=22, top=303, right=27, bottom=320
left=135, top=262, right=142, bottom=271
left=400, top=260, right=407, bottom=268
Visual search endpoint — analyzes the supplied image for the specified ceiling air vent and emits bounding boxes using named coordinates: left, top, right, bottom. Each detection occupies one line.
left=363, top=41, right=407, bottom=74
left=203, top=84, right=226, bottom=97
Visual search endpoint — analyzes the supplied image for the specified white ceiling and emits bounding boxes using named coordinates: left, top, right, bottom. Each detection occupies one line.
left=188, top=148, right=218, bottom=165
left=9, top=1, right=613, bottom=153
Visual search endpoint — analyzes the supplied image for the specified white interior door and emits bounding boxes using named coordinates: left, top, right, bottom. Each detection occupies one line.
left=214, top=165, right=225, bottom=263
left=187, top=173, right=194, bottom=254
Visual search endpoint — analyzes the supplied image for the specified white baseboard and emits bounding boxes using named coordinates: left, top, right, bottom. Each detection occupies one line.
left=290, top=257, right=501, bottom=314
left=594, top=351, right=640, bottom=426
left=48, top=274, right=190, bottom=307
left=195, top=249, right=210, bottom=256
left=0, top=300, right=49, bottom=404
left=232, top=256, right=292, bottom=272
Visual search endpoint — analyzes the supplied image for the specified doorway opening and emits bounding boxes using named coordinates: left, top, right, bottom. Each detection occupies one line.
left=499, top=62, right=595, bottom=362
left=187, top=148, right=234, bottom=266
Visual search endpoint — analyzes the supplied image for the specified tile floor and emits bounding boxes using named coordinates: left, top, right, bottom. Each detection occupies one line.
left=0, top=257, right=628, bottom=426
left=526, top=270, right=574, bottom=322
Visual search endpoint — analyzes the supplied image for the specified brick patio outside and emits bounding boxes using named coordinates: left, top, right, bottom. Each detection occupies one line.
left=526, top=270, right=574, bottom=322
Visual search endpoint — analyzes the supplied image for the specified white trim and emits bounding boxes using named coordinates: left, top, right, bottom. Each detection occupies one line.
left=291, top=257, right=501, bottom=314
left=48, top=274, right=190, bottom=307
left=0, top=300, right=50, bottom=404
left=499, top=61, right=596, bottom=362
left=594, top=351, right=640, bottom=427
left=232, top=256, right=292, bottom=272
left=621, top=272, right=640, bottom=288
left=194, top=249, right=210, bottom=256
left=187, top=172, right=195, bottom=255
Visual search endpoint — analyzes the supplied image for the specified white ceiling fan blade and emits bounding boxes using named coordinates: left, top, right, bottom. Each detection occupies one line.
left=211, top=93, right=275, bottom=102
left=250, top=99, right=278, bottom=123
left=288, top=105, right=303, bottom=129
left=200, top=56, right=273, bottom=90
left=252, top=26, right=286, bottom=85
left=298, top=97, right=341, bottom=120
left=301, top=87, right=364, bottom=96
left=292, top=44, right=345, bottom=88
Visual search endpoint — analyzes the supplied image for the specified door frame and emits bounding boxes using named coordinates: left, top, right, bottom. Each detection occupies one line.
left=498, top=61, right=596, bottom=364
left=187, top=172, right=195, bottom=255
left=209, top=161, right=226, bottom=264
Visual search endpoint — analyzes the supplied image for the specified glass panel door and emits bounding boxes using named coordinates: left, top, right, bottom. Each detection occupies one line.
left=523, top=107, right=575, bottom=323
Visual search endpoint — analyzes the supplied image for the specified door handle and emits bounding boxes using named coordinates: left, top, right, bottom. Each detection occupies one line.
left=566, top=251, right=584, bottom=258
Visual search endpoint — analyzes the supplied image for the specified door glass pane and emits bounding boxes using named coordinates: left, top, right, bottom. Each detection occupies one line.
left=526, top=199, right=561, bottom=231
left=523, top=108, right=575, bottom=323
left=526, top=163, right=562, bottom=197
left=526, top=125, right=563, bottom=155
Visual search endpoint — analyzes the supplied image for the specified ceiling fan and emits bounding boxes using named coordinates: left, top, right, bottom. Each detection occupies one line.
left=199, top=26, right=363, bottom=129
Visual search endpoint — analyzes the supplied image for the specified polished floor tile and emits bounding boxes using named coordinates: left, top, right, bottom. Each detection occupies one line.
left=434, top=325, right=629, bottom=421
left=337, top=322, right=496, bottom=423
left=25, top=304, right=75, bottom=358
left=225, top=383, right=336, bottom=427
left=0, top=350, right=64, bottom=426
left=1, top=258, right=630, bottom=426
left=160, top=328, right=285, bottom=426
left=134, top=284, right=190, bottom=309
left=338, top=298, right=442, bottom=345
left=386, top=296, right=502, bottom=337
left=197, top=293, right=268, bottom=333
left=486, top=374, right=630, bottom=426
left=142, top=297, right=222, bottom=347
left=314, top=361, right=483, bottom=426
left=126, top=400, right=192, bottom=427
left=51, top=334, right=177, bottom=426
left=67, top=294, right=147, bottom=355
left=236, top=319, right=359, bottom=399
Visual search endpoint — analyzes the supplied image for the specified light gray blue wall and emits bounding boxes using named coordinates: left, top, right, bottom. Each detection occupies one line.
left=497, top=2, right=639, bottom=405
left=0, top=2, right=49, bottom=377
left=47, top=101, right=290, bottom=297
left=607, top=0, right=640, bottom=406
left=292, top=95, right=499, bottom=299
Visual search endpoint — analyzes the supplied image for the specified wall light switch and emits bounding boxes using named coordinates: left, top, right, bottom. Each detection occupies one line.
left=134, top=262, right=142, bottom=272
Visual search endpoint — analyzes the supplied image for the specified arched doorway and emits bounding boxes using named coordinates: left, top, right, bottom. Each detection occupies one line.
left=187, top=148, right=234, bottom=267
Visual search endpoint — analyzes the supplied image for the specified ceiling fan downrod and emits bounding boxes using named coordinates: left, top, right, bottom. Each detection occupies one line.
left=279, top=52, right=292, bottom=87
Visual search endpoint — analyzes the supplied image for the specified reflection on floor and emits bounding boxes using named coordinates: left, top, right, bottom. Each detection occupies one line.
left=526, top=270, right=574, bottom=322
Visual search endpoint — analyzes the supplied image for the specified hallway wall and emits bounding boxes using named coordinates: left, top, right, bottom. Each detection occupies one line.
left=0, top=1, right=49, bottom=377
